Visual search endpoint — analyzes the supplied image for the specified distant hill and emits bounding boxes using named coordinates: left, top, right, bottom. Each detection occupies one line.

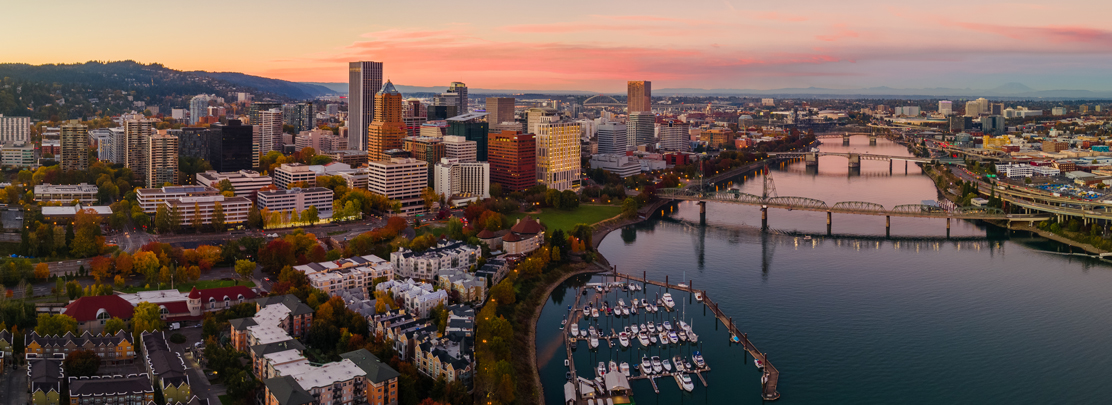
left=300, top=82, right=600, bottom=96
left=197, top=72, right=340, bottom=99
left=654, top=84, right=1112, bottom=99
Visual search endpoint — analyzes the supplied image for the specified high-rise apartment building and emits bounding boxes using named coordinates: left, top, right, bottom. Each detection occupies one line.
left=535, top=121, right=581, bottom=191
left=939, top=101, right=953, bottom=115
left=965, top=98, right=989, bottom=117
left=189, top=94, right=213, bottom=124
left=627, top=81, right=651, bottom=113
left=284, top=102, right=316, bottom=134
left=627, top=112, right=655, bottom=147
left=60, top=122, right=88, bottom=172
left=485, top=97, right=515, bottom=131
left=446, top=113, right=490, bottom=161
left=367, top=157, right=428, bottom=215
left=147, top=134, right=179, bottom=187
left=295, top=129, right=347, bottom=153
left=0, top=115, right=30, bottom=143
left=597, top=122, right=627, bottom=155
left=488, top=131, right=536, bottom=192
left=258, top=109, right=283, bottom=154
left=659, top=120, right=690, bottom=152
left=367, top=82, right=406, bottom=161
left=349, top=61, right=384, bottom=152
left=434, top=158, right=490, bottom=200
left=124, top=119, right=154, bottom=182
left=248, top=102, right=282, bottom=126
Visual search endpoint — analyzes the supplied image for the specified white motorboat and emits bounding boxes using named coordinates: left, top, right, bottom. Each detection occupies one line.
left=609, top=361, right=619, bottom=374
left=662, top=321, right=673, bottom=331
left=676, top=373, right=695, bottom=392
left=640, top=323, right=647, bottom=333
left=668, top=331, right=679, bottom=344
left=637, top=331, right=651, bottom=346
left=590, top=335, right=599, bottom=349
left=632, top=298, right=639, bottom=307
left=693, top=351, right=706, bottom=368
left=678, top=320, right=689, bottom=331
left=754, top=358, right=765, bottom=370
left=630, top=324, right=639, bottom=334
left=677, top=329, right=687, bottom=342
left=580, top=329, right=588, bottom=338
left=647, top=322, right=657, bottom=333
left=618, top=332, right=630, bottom=348
left=620, top=362, right=631, bottom=377
left=684, top=359, right=694, bottom=371
left=618, top=298, right=626, bottom=307
left=672, top=356, right=685, bottom=372
left=569, top=323, right=578, bottom=337
left=694, top=291, right=703, bottom=302
left=688, top=330, right=698, bottom=343
left=595, top=285, right=604, bottom=293
left=596, top=362, right=606, bottom=378
left=650, top=356, right=663, bottom=373
left=662, top=358, right=672, bottom=372
left=659, top=331, right=669, bottom=345
left=583, top=306, right=590, bottom=318
left=621, top=307, right=629, bottom=316
left=662, top=293, right=676, bottom=310
left=640, top=356, right=652, bottom=374
left=591, top=308, right=599, bottom=318
left=649, top=334, right=658, bottom=344
left=630, top=305, right=637, bottom=315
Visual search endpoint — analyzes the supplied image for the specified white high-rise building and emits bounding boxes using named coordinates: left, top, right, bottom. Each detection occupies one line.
left=348, top=61, right=384, bottom=152
left=258, top=109, right=283, bottom=154
left=535, top=121, right=581, bottom=191
left=0, top=115, right=30, bottom=143
left=526, top=108, right=558, bottom=134
left=189, top=94, right=213, bottom=124
left=965, top=98, right=990, bottom=117
left=597, top=121, right=627, bottom=155
left=434, top=158, right=490, bottom=200
left=659, top=120, right=690, bottom=152
left=442, top=135, right=477, bottom=163
left=939, top=101, right=953, bottom=115
left=367, top=157, right=428, bottom=215
left=627, top=111, right=655, bottom=147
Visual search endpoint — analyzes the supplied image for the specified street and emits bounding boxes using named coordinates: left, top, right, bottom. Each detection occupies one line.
left=0, top=363, right=28, bottom=405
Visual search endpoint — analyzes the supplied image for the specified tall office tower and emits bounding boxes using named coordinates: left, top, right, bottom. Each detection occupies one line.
left=0, top=115, right=30, bottom=143
left=485, top=97, right=515, bottom=131
left=991, top=103, right=1005, bottom=116
left=982, top=115, right=1005, bottom=135
left=939, top=101, right=953, bottom=115
left=189, top=94, right=212, bottom=124
left=659, top=120, right=691, bottom=152
left=488, top=131, right=536, bottom=192
left=964, top=100, right=981, bottom=117
left=535, top=121, right=581, bottom=191
left=402, top=98, right=428, bottom=138
left=213, top=119, right=254, bottom=172
left=60, top=122, right=89, bottom=172
left=596, top=121, right=627, bottom=154
left=258, top=109, right=283, bottom=154
left=402, top=136, right=446, bottom=168
left=284, top=102, right=315, bottom=133
left=446, top=113, right=490, bottom=161
left=147, top=134, right=179, bottom=187
left=124, top=119, right=154, bottom=182
left=442, top=135, right=477, bottom=163
left=348, top=61, right=384, bottom=152
left=248, top=102, right=281, bottom=125
left=627, top=111, right=655, bottom=147
left=366, top=81, right=406, bottom=161
left=526, top=107, right=559, bottom=134
left=627, top=81, right=651, bottom=113
left=177, top=127, right=220, bottom=164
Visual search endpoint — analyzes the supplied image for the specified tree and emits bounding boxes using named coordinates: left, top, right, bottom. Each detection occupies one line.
left=621, top=197, right=639, bottom=219
left=421, top=187, right=439, bottom=211
left=34, top=263, right=50, bottom=280
left=212, top=202, right=226, bottom=233
left=192, top=202, right=203, bottom=231
left=168, top=205, right=182, bottom=233
left=248, top=205, right=263, bottom=229
left=55, top=277, right=64, bottom=301
left=235, top=260, right=255, bottom=283
left=155, top=205, right=170, bottom=233
left=133, top=251, right=161, bottom=285
left=103, top=317, right=127, bottom=335
left=133, top=302, right=165, bottom=333
left=302, top=206, right=319, bottom=225
left=36, top=313, right=78, bottom=335
left=115, top=252, right=134, bottom=276
left=63, top=349, right=101, bottom=377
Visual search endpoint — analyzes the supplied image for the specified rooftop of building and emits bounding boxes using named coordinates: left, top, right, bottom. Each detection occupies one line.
left=69, top=374, right=154, bottom=396
left=339, top=349, right=400, bottom=383
left=197, top=170, right=270, bottom=181
left=34, top=183, right=98, bottom=192
left=258, top=187, right=333, bottom=196
left=62, top=294, right=135, bottom=322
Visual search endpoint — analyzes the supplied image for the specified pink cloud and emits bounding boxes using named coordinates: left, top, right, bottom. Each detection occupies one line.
left=816, top=25, right=860, bottom=42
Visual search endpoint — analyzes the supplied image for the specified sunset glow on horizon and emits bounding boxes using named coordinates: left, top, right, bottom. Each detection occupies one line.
left=5, top=0, right=1112, bottom=92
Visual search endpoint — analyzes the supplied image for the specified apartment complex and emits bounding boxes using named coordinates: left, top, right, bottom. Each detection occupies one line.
left=366, top=157, right=428, bottom=215
left=434, top=158, right=490, bottom=201
left=390, top=240, right=480, bottom=281
left=536, top=121, right=581, bottom=191
left=258, top=108, right=284, bottom=154
left=60, top=122, right=88, bottom=172
left=24, top=331, right=136, bottom=364
left=147, top=133, right=179, bottom=187
left=0, top=114, right=30, bottom=143
left=140, top=332, right=193, bottom=404
left=659, top=119, right=691, bottom=152
left=296, top=254, right=396, bottom=297
left=295, top=129, right=348, bottom=153
left=627, top=111, right=655, bottom=148
left=68, top=374, right=155, bottom=405
left=488, top=131, right=536, bottom=192
left=375, top=279, right=448, bottom=319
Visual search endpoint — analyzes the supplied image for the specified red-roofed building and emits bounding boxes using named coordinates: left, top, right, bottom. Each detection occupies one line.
left=116, top=286, right=259, bottom=325
left=504, top=216, right=545, bottom=255
left=62, top=295, right=135, bottom=334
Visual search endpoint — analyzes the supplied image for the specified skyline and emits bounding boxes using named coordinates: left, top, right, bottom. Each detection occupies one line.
left=5, top=0, right=1112, bottom=92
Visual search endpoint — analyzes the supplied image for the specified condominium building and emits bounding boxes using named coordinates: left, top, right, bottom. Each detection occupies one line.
left=375, top=279, right=449, bottom=318
left=163, top=195, right=253, bottom=226
left=0, top=115, right=30, bottom=143
left=189, top=94, right=214, bottom=124
left=485, top=97, right=515, bottom=132
left=24, top=331, right=136, bottom=364
left=60, top=122, right=88, bottom=172
left=258, top=108, right=283, bottom=154
left=197, top=170, right=274, bottom=200
left=627, top=81, right=651, bottom=113
left=295, top=129, right=348, bottom=153
left=1, top=141, right=36, bottom=168
left=366, top=157, right=428, bottom=215
left=140, top=332, right=192, bottom=404
left=939, top=100, right=953, bottom=115
left=488, top=131, right=536, bottom=192
left=124, top=118, right=154, bottom=183
left=390, top=240, right=480, bottom=281
left=442, top=135, right=477, bottom=163
left=34, top=183, right=98, bottom=205
left=596, top=121, right=627, bottom=154
left=284, top=102, right=315, bottom=134
left=257, top=187, right=334, bottom=219
left=434, top=158, right=490, bottom=200
left=367, top=81, right=406, bottom=162
left=300, top=255, right=395, bottom=297
left=69, top=374, right=155, bottom=405
left=535, top=121, right=581, bottom=191
left=446, top=112, right=489, bottom=161
left=27, top=353, right=64, bottom=405
left=136, top=186, right=220, bottom=213
left=659, top=119, right=690, bottom=152
left=348, top=61, right=384, bottom=152
left=627, top=111, right=655, bottom=148
left=147, top=133, right=179, bottom=187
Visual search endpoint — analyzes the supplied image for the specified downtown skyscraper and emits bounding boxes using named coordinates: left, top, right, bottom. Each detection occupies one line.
left=348, top=61, right=384, bottom=152
left=366, top=81, right=406, bottom=161
left=627, top=81, right=651, bottom=113
left=485, top=97, right=515, bottom=129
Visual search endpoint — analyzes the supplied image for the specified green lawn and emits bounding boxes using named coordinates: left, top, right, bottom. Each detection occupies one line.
left=218, top=395, right=232, bottom=405
left=506, top=204, right=622, bottom=233
left=119, top=279, right=255, bottom=293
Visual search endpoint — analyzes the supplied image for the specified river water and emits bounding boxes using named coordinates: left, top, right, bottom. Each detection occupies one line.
left=535, top=137, right=1112, bottom=404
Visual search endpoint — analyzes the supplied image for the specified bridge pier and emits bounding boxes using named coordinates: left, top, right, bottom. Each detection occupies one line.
left=843, top=135, right=850, bottom=145
left=698, top=201, right=706, bottom=224
left=905, top=160, right=908, bottom=174
left=886, top=215, right=891, bottom=238
left=827, top=212, right=832, bottom=235
left=761, top=206, right=768, bottom=230
left=805, top=152, right=819, bottom=167
left=869, top=135, right=877, bottom=146
left=889, top=159, right=893, bottom=174
left=946, top=218, right=951, bottom=238
left=848, top=154, right=861, bottom=169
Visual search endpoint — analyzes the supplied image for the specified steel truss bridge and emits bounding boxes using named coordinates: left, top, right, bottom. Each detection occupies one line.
left=659, top=188, right=1050, bottom=222
left=767, top=151, right=934, bottom=164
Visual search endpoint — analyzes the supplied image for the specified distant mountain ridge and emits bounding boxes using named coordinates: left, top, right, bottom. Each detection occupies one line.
left=196, top=72, right=340, bottom=99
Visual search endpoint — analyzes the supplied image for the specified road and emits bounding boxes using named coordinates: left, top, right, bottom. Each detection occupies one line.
left=0, top=362, right=28, bottom=405
left=145, top=217, right=387, bottom=248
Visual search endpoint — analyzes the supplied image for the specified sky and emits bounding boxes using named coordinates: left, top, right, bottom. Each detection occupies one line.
left=5, top=0, right=1112, bottom=92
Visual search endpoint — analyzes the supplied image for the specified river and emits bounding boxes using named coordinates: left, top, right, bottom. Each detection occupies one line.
left=535, top=136, right=1112, bottom=404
